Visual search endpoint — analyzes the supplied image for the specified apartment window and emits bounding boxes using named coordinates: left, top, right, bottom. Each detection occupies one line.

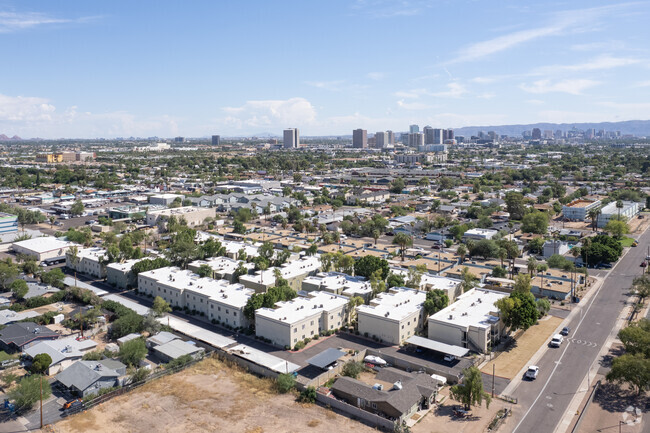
left=330, top=315, right=333, bottom=320
left=226, top=309, right=229, bottom=314
left=310, top=320, right=314, bottom=326
left=210, top=305, right=213, bottom=309
left=233, top=312, right=237, bottom=317
left=302, top=324, right=305, bottom=330
left=218, top=307, right=221, bottom=312
left=371, top=403, right=377, bottom=409
left=311, top=330, right=314, bottom=335
left=294, top=338, right=297, bottom=343
left=402, top=324, right=404, bottom=329
left=200, top=299, right=203, bottom=303
left=294, top=328, right=297, bottom=333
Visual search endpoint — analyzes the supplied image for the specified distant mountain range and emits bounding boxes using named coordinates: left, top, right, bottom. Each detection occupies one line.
left=452, top=120, right=650, bottom=138
left=0, top=134, right=22, bottom=141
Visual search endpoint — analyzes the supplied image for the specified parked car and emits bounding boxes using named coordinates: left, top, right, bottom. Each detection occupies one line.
left=642, top=261, right=647, bottom=268
left=443, top=354, right=457, bottom=363
left=62, top=399, right=82, bottom=410
left=560, top=326, right=570, bottom=336
left=550, top=334, right=564, bottom=348
left=525, top=366, right=539, bottom=380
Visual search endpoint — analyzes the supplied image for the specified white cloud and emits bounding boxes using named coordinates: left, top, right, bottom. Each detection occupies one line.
left=449, top=4, right=636, bottom=63
left=526, top=99, right=545, bottom=105
left=220, top=97, right=317, bottom=130
left=431, top=82, right=467, bottom=98
left=367, top=72, right=384, bottom=81
left=0, top=11, right=97, bottom=33
left=634, top=80, right=650, bottom=88
left=304, top=80, right=345, bottom=91
left=477, top=93, right=496, bottom=99
left=538, top=55, right=641, bottom=73
left=0, top=92, right=180, bottom=138
left=350, top=0, right=431, bottom=18
left=519, top=79, right=601, bottom=95
left=393, top=88, right=428, bottom=99
left=396, top=100, right=433, bottom=110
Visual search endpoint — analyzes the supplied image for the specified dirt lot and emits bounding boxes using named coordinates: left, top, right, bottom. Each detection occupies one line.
left=54, top=356, right=378, bottom=433
left=481, top=315, right=563, bottom=380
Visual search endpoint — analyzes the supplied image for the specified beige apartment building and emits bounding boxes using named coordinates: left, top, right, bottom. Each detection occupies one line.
left=255, top=291, right=348, bottom=349
left=357, top=287, right=427, bottom=345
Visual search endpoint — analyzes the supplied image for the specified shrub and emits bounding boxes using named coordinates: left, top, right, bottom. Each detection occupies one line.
left=276, top=373, right=296, bottom=393
left=342, top=361, right=364, bottom=379
left=166, top=354, right=194, bottom=369
left=294, top=341, right=305, bottom=350
left=298, top=386, right=317, bottom=403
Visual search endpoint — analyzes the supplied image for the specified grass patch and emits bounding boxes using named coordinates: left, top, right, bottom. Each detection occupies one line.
left=619, top=237, right=636, bottom=247
left=0, top=351, right=17, bottom=362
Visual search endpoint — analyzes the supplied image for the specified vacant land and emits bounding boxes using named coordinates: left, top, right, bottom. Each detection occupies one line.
left=482, top=315, right=563, bottom=380
left=55, top=356, right=377, bottom=433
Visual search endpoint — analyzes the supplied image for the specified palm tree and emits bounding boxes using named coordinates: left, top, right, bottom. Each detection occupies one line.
left=527, top=256, right=538, bottom=277
left=258, top=260, right=268, bottom=285
left=457, top=244, right=467, bottom=264
left=372, top=229, right=380, bottom=246
left=616, top=200, right=624, bottom=220
left=392, top=233, right=413, bottom=261
left=67, top=246, right=80, bottom=287
left=498, top=248, right=507, bottom=269
left=587, top=208, right=600, bottom=231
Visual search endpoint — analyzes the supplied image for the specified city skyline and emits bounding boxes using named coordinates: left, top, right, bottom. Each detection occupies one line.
left=1, top=0, right=650, bottom=138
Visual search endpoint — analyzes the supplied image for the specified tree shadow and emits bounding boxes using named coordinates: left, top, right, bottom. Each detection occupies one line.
left=592, top=382, right=650, bottom=414
left=599, top=345, right=625, bottom=369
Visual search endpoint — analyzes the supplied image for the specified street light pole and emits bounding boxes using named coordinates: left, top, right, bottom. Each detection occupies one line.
left=40, top=375, right=43, bottom=429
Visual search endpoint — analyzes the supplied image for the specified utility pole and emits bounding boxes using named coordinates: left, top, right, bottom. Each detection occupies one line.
left=492, top=364, right=495, bottom=398
left=40, top=375, right=43, bottom=429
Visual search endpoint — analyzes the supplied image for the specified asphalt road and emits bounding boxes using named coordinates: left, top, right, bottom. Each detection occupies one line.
left=509, top=228, right=650, bottom=433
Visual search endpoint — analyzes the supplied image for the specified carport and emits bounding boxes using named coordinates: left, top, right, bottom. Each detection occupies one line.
left=406, top=336, right=469, bottom=358
left=305, top=348, right=346, bottom=370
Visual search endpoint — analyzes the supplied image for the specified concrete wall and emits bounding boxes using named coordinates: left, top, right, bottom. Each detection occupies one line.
left=315, top=393, right=397, bottom=431
left=207, top=298, right=248, bottom=328
left=357, top=309, right=423, bottom=346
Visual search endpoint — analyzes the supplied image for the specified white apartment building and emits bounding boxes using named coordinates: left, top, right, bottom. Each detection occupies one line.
left=598, top=201, right=640, bottom=227
left=389, top=268, right=463, bottom=301
left=188, top=257, right=254, bottom=282
left=146, top=206, right=216, bottom=229
left=106, top=258, right=147, bottom=290
left=239, top=255, right=321, bottom=293
left=138, top=266, right=254, bottom=328
left=302, top=272, right=372, bottom=300
left=357, top=287, right=427, bottom=345
left=562, top=199, right=602, bottom=221
left=66, top=247, right=107, bottom=279
left=427, top=288, right=507, bottom=353
left=255, top=291, right=348, bottom=349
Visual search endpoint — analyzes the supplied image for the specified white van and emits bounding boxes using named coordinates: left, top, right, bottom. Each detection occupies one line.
left=550, top=334, right=564, bottom=348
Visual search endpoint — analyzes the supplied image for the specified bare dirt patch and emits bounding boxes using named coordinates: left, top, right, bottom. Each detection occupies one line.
left=55, top=356, right=378, bottom=433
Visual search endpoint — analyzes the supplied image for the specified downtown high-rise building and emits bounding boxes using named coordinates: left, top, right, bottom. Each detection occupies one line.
left=353, top=129, right=368, bottom=148
left=211, top=135, right=220, bottom=146
left=375, top=131, right=388, bottom=148
left=283, top=128, right=300, bottom=148
left=408, top=132, right=424, bottom=148
left=443, top=129, right=454, bottom=141
left=386, top=130, right=395, bottom=145
left=531, top=128, right=542, bottom=140
left=423, top=126, right=444, bottom=145
left=409, top=124, right=420, bottom=134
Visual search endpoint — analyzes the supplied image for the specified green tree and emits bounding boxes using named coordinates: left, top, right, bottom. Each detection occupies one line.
left=119, top=338, right=147, bottom=367
left=10, top=279, right=28, bottom=299
left=386, top=272, right=405, bottom=288
left=495, top=291, right=538, bottom=331
left=342, top=361, right=364, bottom=379
left=110, top=312, right=144, bottom=339
left=70, top=199, right=85, bottom=217
left=604, top=219, right=629, bottom=238
left=392, top=233, right=413, bottom=261
left=469, top=239, right=499, bottom=259
left=276, top=373, right=296, bottom=393
left=0, top=261, right=20, bottom=290
left=606, top=353, right=650, bottom=396
left=354, top=256, right=389, bottom=280
left=450, top=366, right=492, bottom=410
left=527, top=256, right=538, bottom=276
left=8, top=374, right=51, bottom=412
left=460, top=267, right=477, bottom=292
left=298, top=386, right=317, bottom=403
left=527, top=237, right=545, bottom=255
left=389, top=177, right=406, bottom=194
left=30, top=353, right=52, bottom=374
left=457, top=244, right=467, bottom=263
left=632, top=277, right=650, bottom=303
left=617, top=319, right=650, bottom=358
left=521, top=211, right=549, bottom=234
left=513, top=274, right=532, bottom=294
left=197, top=264, right=213, bottom=278
left=40, top=268, right=65, bottom=288
left=423, top=289, right=449, bottom=316
left=152, top=296, right=172, bottom=317
left=492, top=266, right=507, bottom=278
left=505, top=192, right=526, bottom=220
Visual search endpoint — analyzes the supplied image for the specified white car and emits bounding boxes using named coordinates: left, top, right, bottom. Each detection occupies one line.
left=525, top=366, right=539, bottom=380
left=550, top=334, right=564, bottom=348
left=443, top=354, right=457, bottom=363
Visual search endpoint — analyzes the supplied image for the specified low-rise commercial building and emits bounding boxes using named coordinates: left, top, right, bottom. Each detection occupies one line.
left=427, top=288, right=507, bottom=353
left=597, top=201, right=640, bottom=227
left=149, top=193, right=184, bottom=206
left=357, top=287, right=426, bottom=345
left=12, top=236, right=77, bottom=262
left=255, top=291, right=348, bottom=349
left=106, top=258, right=147, bottom=289
left=146, top=206, right=216, bottom=229
left=188, top=257, right=254, bottom=283
left=0, top=213, right=18, bottom=235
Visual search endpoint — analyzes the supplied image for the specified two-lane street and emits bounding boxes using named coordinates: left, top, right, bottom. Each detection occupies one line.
left=509, top=228, right=650, bottom=433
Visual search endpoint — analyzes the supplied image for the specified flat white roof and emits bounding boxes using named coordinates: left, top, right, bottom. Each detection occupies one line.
left=228, top=344, right=300, bottom=373
left=160, top=315, right=235, bottom=348
left=428, top=288, right=507, bottom=330
left=140, top=266, right=254, bottom=308
left=147, top=206, right=208, bottom=217
left=76, top=247, right=106, bottom=261
left=255, top=291, right=348, bottom=325
left=12, top=236, right=77, bottom=254
left=103, top=293, right=151, bottom=315
left=357, top=287, right=426, bottom=321
left=240, top=255, right=320, bottom=286
left=406, top=336, right=469, bottom=357
left=302, top=272, right=372, bottom=297
left=390, top=269, right=460, bottom=293
left=106, top=258, right=147, bottom=273
left=189, top=257, right=253, bottom=276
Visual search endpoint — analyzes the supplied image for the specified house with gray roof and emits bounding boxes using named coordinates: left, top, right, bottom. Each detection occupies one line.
left=0, top=322, right=59, bottom=353
left=55, top=359, right=126, bottom=397
left=24, top=336, right=97, bottom=374
left=330, top=367, right=439, bottom=423
left=151, top=339, right=204, bottom=363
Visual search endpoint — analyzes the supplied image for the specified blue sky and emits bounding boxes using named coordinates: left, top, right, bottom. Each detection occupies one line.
left=1, top=0, right=649, bottom=138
